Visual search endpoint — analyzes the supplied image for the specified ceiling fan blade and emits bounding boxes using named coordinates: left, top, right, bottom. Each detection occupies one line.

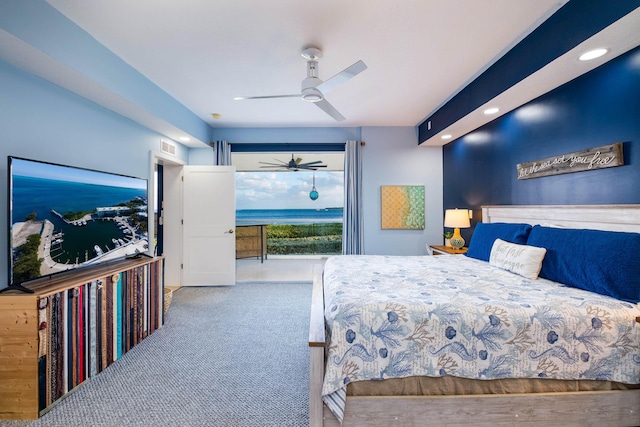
left=314, top=98, right=345, bottom=121
left=302, top=160, right=322, bottom=165
left=316, top=60, right=367, bottom=94
left=234, top=94, right=300, bottom=100
left=296, top=161, right=326, bottom=167
left=259, top=161, right=288, bottom=166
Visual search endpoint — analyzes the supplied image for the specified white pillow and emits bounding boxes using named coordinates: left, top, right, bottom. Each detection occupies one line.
left=539, top=223, right=565, bottom=228
left=489, top=238, right=547, bottom=280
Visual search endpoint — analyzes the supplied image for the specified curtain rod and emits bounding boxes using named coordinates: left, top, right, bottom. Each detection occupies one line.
left=225, top=141, right=348, bottom=145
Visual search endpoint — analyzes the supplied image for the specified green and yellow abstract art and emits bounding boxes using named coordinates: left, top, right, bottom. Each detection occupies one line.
left=380, top=185, right=425, bottom=229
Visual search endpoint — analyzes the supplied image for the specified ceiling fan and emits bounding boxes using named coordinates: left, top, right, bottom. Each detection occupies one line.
left=234, top=46, right=367, bottom=121
left=259, top=154, right=327, bottom=171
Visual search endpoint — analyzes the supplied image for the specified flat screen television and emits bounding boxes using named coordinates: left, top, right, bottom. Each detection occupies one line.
left=7, top=156, right=149, bottom=292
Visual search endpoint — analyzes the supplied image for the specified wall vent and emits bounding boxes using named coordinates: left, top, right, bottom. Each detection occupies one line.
left=161, top=139, right=177, bottom=156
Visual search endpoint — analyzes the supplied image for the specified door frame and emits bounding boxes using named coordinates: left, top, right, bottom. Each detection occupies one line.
left=150, top=151, right=186, bottom=288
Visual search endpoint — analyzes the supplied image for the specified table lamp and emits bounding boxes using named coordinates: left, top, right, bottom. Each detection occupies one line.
left=444, top=208, right=471, bottom=250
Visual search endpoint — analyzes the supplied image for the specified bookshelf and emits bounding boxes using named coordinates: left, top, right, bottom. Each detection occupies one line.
left=0, top=256, right=164, bottom=419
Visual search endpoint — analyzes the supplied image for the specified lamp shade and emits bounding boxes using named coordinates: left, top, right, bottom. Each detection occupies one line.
left=444, top=209, right=471, bottom=229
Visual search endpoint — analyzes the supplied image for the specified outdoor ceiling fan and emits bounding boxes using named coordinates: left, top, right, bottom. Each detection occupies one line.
left=259, top=154, right=327, bottom=171
left=234, top=46, right=367, bottom=121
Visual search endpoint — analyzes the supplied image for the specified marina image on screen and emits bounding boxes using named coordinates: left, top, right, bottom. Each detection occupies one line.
left=9, top=157, right=149, bottom=287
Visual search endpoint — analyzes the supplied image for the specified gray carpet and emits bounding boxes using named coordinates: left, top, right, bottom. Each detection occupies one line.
left=1, top=282, right=312, bottom=427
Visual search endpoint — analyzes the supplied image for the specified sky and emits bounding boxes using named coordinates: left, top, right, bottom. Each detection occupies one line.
left=236, top=171, right=344, bottom=210
left=12, top=157, right=147, bottom=189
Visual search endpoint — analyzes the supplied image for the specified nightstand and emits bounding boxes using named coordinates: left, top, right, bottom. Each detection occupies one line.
left=429, top=245, right=468, bottom=255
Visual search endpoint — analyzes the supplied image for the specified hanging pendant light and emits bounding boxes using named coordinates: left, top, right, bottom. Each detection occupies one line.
left=309, top=173, right=319, bottom=201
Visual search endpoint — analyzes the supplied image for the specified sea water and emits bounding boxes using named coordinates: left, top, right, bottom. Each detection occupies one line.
left=236, top=208, right=343, bottom=224
left=11, top=176, right=146, bottom=223
left=11, top=175, right=147, bottom=263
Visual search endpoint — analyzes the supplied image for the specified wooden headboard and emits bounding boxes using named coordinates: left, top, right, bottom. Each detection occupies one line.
left=482, top=204, right=640, bottom=233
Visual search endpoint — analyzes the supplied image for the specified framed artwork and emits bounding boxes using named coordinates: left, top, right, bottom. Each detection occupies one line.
left=380, top=185, right=425, bottom=229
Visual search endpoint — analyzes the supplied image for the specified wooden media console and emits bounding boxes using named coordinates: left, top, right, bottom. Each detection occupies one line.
left=0, top=256, right=164, bottom=420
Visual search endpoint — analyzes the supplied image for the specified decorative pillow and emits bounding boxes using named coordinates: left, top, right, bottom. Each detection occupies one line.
left=466, top=222, right=533, bottom=261
left=489, top=239, right=546, bottom=280
left=527, top=225, right=640, bottom=303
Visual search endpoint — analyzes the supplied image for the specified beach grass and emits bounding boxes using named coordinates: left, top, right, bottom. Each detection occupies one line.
left=266, top=223, right=342, bottom=255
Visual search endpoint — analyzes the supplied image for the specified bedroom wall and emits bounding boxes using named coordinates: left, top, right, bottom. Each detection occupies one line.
left=0, top=59, right=190, bottom=290
left=362, top=127, right=443, bottom=255
left=211, top=127, right=362, bottom=144
left=443, top=45, right=640, bottom=241
left=191, top=126, right=363, bottom=165
left=207, top=126, right=443, bottom=256
left=0, top=0, right=210, bottom=145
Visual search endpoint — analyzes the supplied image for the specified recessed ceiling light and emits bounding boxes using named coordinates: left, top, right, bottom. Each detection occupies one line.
left=212, top=113, right=221, bottom=119
left=578, top=48, right=609, bottom=61
left=179, top=137, right=190, bottom=142
left=441, top=134, right=452, bottom=140
left=483, top=107, right=500, bottom=115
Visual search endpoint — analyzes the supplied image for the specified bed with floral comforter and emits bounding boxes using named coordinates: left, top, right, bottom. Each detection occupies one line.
left=321, top=254, right=640, bottom=423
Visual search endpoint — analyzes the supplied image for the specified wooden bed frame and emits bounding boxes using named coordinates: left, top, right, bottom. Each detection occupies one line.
left=309, top=205, right=640, bottom=427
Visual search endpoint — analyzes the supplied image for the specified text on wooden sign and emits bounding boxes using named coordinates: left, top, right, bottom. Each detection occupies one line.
left=517, top=143, right=623, bottom=180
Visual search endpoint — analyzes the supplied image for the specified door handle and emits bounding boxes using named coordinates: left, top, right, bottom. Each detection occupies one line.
left=227, top=229, right=234, bottom=234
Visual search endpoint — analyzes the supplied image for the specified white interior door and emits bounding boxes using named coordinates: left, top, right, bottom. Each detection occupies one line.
left=182, top=165, right=236, bottom=286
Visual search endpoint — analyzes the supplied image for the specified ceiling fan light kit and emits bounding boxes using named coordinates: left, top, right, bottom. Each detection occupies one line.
left=234, top=45, right=367, bottom=121
left=301, top=86, right=323, bottom=102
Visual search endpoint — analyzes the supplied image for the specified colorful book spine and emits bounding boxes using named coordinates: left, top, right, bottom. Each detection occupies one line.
left=36, top=260, right=163, bottom=414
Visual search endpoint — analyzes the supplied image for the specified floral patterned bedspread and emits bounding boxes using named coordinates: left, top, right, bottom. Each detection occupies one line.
left=322, top=255, right=640, bottom=423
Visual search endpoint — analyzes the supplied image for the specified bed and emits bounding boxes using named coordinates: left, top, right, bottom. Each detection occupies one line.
left=309, top=205, right=640, bottom=427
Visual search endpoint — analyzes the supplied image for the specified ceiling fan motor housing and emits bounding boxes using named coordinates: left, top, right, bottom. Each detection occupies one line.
left=301, top=60, right=323, bottom=102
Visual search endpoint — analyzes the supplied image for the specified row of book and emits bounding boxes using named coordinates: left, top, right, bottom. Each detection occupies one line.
left=37, top=260, right=163, bottom=411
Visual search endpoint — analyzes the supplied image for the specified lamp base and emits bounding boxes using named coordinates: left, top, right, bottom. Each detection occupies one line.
left=450, top=227, right=465, bottom=250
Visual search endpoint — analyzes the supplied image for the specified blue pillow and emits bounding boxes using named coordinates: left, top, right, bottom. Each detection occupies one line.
left=527, top=225, right=640, bottom=303
left=466, top=222, right=532, bottom=261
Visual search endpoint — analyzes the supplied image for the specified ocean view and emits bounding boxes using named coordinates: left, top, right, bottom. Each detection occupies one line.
left=11, top=174, right=148, bottom=271
left=236, top=208, right=343, bottom=224
left=12, top=175, right=146, bottom=223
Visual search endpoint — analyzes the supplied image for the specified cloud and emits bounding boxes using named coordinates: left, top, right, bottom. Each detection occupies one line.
left=236, top=171, right=343, bottom=210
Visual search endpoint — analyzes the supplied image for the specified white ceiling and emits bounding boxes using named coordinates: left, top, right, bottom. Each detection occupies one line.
left=38, top=1, right=640, bottom=142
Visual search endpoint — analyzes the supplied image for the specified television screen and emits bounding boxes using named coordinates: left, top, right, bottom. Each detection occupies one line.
left=8, top=156, right=149, bottom=289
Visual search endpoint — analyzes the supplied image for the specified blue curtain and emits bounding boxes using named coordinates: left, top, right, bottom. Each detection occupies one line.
left=342, top=140, right=364, bottom=254
left=214, top=140, right=231, bottom=165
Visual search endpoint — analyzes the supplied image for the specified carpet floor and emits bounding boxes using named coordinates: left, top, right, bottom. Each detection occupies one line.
left=1, top=282, right=312, bottom=427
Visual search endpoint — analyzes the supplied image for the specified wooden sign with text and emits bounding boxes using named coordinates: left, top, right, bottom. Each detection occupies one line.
left=517, top=142, right=623, bottom=180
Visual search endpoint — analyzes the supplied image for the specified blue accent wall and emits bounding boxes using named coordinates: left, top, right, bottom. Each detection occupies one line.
left=443, top=46, right=640, bottom=240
